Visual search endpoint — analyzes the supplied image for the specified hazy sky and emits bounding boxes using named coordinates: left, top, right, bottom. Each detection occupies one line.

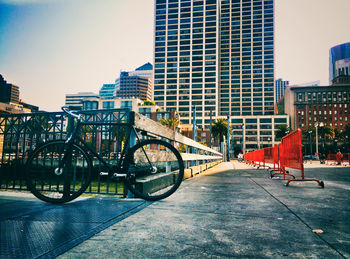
left=0, top=0, right=349, bottom=111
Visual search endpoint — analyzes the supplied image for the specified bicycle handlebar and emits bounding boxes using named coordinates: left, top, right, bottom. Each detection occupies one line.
left=62, top=106, right=82, bottom=120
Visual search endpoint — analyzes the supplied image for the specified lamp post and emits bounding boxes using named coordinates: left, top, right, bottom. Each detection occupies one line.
left=209, top=109, right=212, bottom=148
left=192, top=105, right=196, bottom=142
left=315, top=122, right=319, bottom=157
left=241, top=123, right=245, bottom=154
left=320, top=122, right=325, bottom=155
left=308, top=130, right=313, bottom=156
left=227, top=115, right=230, bottom=162
left=268, top=137, right=271, bottom=147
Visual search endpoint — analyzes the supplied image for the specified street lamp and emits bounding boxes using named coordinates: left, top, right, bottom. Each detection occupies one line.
left=227, top=115, right=230, bottom=162
left=315, top=122, right=319, bottom=158
left=268, top=137, right=271, bottom=147
left=308, top=130, right=313, bottom=156
left=241, top=123, right=245, bottom=154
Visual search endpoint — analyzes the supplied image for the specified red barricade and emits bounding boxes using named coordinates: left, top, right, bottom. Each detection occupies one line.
left=327, top=153, right=350, bottom=165
left=273, top=144, right=280, bottom=170
left=326, top=154, right=337, bottom=165
left=264, top=147, right=274, bottom=168
left=343, top=153, right=350, bottom=165
left=270, top=144, right=294, bottom=179
left=280, top=129, right=323, bottom=187
left=256, top=149, right=265, bottom=167
left=244, top=149, right=263, bottom=167
left=243, top=130, right=324, bottom=188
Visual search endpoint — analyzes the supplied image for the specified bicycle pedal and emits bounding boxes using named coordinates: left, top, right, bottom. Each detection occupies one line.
left=99, top=172, right=109, bottom=176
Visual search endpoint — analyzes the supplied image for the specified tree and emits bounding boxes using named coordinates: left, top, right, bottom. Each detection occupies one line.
left=212, top=118, right=228, bottom=144
left=322, top=125, right=335, bottom=141
left=143, top=100, right=155, bottom=106
left=159, top=116, right=180, bottom=131
left=340, top=124, right=350, bottom=152
left=275, top=124, right=291, bottom=140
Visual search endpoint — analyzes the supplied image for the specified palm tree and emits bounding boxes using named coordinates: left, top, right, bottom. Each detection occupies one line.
left=212, top=118, right=228, bottom=148
left=159, top=116, right=180, bottom=131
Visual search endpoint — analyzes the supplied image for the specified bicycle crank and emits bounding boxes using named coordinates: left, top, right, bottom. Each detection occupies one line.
left=54, top=168, right=63, bottom=176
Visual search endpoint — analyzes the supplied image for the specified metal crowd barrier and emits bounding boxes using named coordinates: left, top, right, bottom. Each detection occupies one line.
left=244, top=129, right=324, bottom=187
left=327, top=153, right=350, bottom=165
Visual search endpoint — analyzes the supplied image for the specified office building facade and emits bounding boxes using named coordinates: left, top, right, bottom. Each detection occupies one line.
left=128, top=62, right=154, bottom=79
left=154, top=0, right=276, bottom=126
left=284, top=80, right=350, bottom=131
left=0, top=74, right=19, bottom=104
left=153, top=0, right=286, bottom=150
left=65, top=92, right=100, bottom=109
left=116, top=72, right=153, bottom=101
left=99, top=63, right=154, bottom=101
left=99, top=84, right=119, bottom=99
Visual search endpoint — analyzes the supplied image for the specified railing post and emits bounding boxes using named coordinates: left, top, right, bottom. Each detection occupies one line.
left=126, top=111, right=136, bottom=198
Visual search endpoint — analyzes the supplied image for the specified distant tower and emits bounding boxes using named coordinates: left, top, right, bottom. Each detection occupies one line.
left=329, top=42, right=350, bottom=84
left=99, top=84, right=117, bottom=99
left=0, top=74, right=19, bottom=104
left=275, top=78, right=289, bottom=103
left=115, top=72, right=153, bottom=101
left=114, top=63, right=154, bottom=101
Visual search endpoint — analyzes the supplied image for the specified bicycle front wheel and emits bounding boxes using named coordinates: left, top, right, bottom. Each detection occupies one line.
left=124, top=139, right=184, bottom=201
left=26, top=140, right=92, bottom=203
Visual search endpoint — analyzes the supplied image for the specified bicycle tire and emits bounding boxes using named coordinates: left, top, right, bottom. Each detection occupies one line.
left=124, top=139, right=184, bottom=201
left=26, top=140, right=92, bottom=203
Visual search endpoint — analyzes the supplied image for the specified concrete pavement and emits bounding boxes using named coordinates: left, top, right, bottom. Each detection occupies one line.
left=57, top=161, right=350, bottom=258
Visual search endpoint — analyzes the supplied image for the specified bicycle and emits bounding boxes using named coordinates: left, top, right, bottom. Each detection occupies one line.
left=25, top=106, right=184, bottom=203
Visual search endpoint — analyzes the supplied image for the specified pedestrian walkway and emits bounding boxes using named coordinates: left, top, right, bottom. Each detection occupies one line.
left=1, top=161, right=349, bottom=258
left=58, top=161, right=349, bottom=258
left=0, top=195, right=149, bottom=259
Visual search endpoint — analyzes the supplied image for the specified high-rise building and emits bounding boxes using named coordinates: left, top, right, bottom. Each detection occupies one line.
left=329, top=42, right=350, bottom=84
left=115, top=72, right=153, bottom=101
left=154, top=0, right=276, bottom=126
left=0, top=74, right=19, bottom=104
left=153, top=0, right=287, bottom=150
left=0, top=75, right=38, bottom=113
left=99, top=84, right=118, bottom=99
left=128, top=62, right=154, bottom=79
left=275, top=78, right=289, bottom=103
left=99, top=63, right=154, bottom=101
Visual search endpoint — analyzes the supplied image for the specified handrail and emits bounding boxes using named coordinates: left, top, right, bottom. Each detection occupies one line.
left=133, top=112, right=221, bottom=156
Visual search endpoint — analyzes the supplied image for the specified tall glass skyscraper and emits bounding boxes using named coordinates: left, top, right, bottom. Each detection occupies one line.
left=329, top=42, right=350, bottom=84
left=154, top=0, right=276, bottom=129
left=275, top=78, right=289, bottom=103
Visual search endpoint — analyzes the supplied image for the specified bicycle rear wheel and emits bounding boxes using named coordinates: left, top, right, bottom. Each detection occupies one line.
left=124, top=139, right=184, bottom=201
left=26, top=140, right=92, bottom=203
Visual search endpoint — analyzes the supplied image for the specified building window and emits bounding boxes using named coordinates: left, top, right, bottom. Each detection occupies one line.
left=139, top=108, right=151, bottom=113
left=121, top=101, right=133, bottom=109
left=102, top=101, right=114, bottom=109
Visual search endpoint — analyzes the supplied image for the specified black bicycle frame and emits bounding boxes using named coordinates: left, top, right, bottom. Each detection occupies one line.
left=63, top=119, right=139, bottom=176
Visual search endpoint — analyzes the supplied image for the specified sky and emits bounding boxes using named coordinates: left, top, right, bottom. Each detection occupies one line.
left=0, top=0, right=349, bottom=112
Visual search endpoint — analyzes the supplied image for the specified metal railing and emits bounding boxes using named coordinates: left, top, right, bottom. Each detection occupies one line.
left=0, top=109, right=222, bottom=196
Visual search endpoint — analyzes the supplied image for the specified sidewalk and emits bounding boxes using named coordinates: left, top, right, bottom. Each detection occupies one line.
left=57, top=161, right=349, bottom=258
